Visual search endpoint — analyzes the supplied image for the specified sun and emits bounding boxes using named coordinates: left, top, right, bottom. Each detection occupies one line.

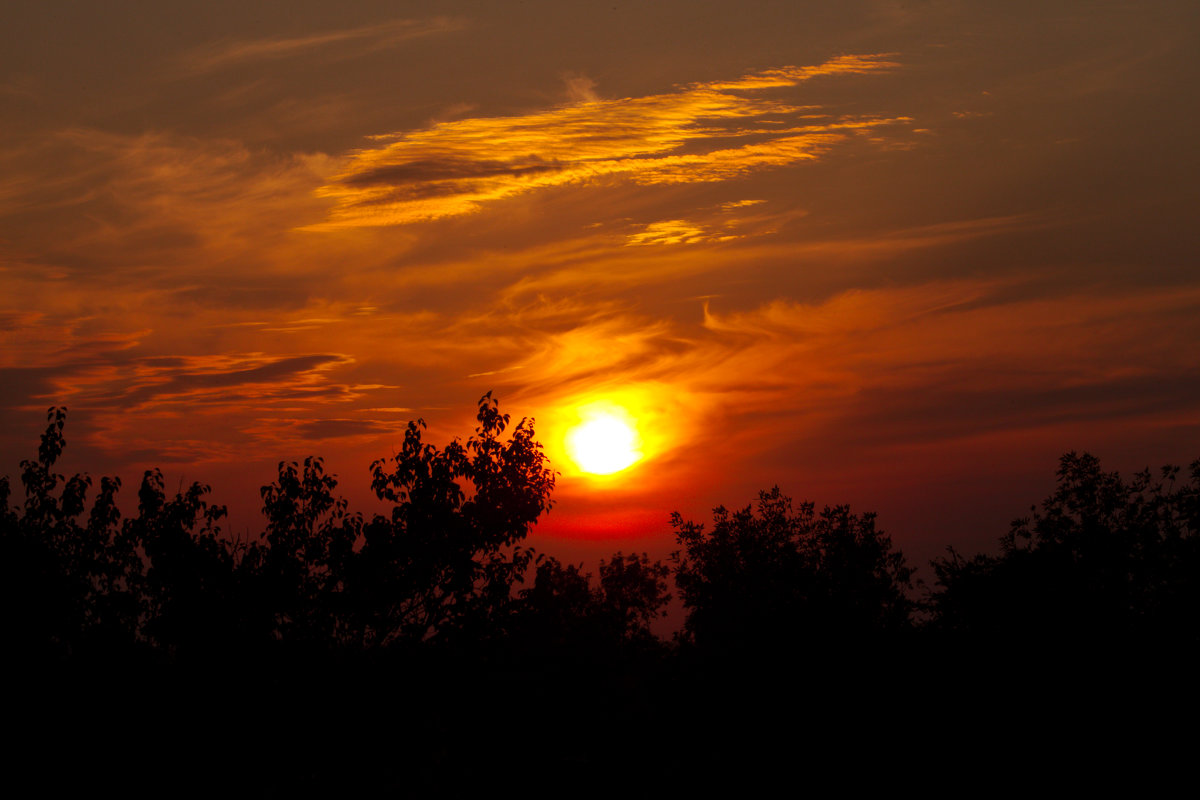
left=565, top=408, right=642, bottom=476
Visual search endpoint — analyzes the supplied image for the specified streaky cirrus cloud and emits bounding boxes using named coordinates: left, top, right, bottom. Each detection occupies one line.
left=6, top=347, right=357, bottom=413
left=175, top=17, right=467, bottom=76
left=310, top=54, right=907, bottom=228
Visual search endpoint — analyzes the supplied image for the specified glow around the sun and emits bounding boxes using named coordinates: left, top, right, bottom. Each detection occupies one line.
left=564, top=403, right=643, bottom=476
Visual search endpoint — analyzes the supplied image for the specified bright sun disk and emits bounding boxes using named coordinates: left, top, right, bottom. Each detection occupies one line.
left=565, top=412, right=641, bottom=475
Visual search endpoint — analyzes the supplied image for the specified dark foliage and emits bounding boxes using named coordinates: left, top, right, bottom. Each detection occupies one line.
left=671, top=486, right=915, bottom=658
left=1, top=407, right=146, bottom=659
left=4, top=405, right=1198, bottom=792
left=0, top=396, right=562, bottom=661
left=353, top=391, right=555, bottom=648
left=508, top=551, right=671, bottom=660
left=5, top=404, right=1196, bottom=670
left=930, top=451, right=1200, bottom=650
left=250, top=455, right=362, bottom=649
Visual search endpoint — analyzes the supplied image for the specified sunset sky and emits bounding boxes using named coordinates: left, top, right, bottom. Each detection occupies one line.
left=3, top=1, right=1198, bottom=571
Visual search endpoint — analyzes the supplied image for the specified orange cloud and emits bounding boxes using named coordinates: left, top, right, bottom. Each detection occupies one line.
left=311, top=55, right=905, bottom=228
left=626, top=220, right=738, bottom=246
left=462, top=278, right=1200, bottom=499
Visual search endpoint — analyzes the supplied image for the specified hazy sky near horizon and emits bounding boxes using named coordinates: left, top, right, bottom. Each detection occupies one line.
left=3, top=1, right=1198, bottom=565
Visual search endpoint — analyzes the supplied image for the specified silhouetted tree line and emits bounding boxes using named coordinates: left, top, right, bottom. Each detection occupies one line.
left=4, top=398, right=1198, bottom=792
left=0, top=398, right=675, bottom=667
left=4, top=398, right=1199, bottom=663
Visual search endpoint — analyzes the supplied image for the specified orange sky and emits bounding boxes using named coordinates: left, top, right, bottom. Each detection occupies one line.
left=3, top=1, right=1198, bottom=572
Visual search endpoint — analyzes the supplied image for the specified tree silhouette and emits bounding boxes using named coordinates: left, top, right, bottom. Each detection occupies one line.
left=1, top=407, right=86, bottom=657
left=1, top=407, right=143, bottom=658
left=671, top=486, right=914, bottom=658
left=125, top=466, right=267, bottom=660
left=250, top=456, right=362, bottom=650
left=348, top=392, right=556, bottom=648
left=0, top=396, right=561, bottom=663
left=930, top=451, right=1200, bottom=650
left=597, top=551, right=672, bottom=646
left=508, top=551, right=670, bottom=661
left=6, top=405, right=1199, bottom=792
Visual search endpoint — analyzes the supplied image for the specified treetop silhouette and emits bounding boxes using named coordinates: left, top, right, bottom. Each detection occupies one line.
left=3, top=400, right=1197, bottom=675
left=930, top=451, right=1200, bottom=647
left=671, top=486, right=915, bottom=657
left=353, top=392, right=557, bottom=646
left=0, top=396, right=560, bottom=659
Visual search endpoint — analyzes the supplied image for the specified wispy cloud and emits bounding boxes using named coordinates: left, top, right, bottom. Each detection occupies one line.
left=0, top=129, right=346, bottom=298
left=311, top=54, right=906, bottom=228
left=177, top=17, right=466, bottom=75
left=462, top=278, right=1200, bottom=485
left=10, top=351, right=357, bottom=412
left=626, top=220, right=737, bottom=246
